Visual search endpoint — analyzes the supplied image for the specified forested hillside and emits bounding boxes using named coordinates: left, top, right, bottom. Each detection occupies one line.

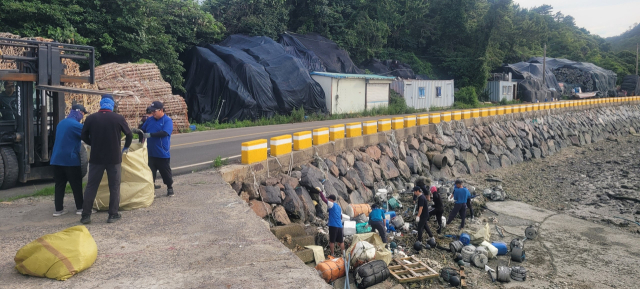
left=0, top=0, right=636, bottom=94
left=607, top=23, right=640, bottom=54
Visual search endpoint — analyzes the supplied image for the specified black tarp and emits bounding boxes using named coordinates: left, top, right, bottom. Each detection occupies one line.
left=621, top=75, right=640, bottom=96
left=278, top=32, right=364, bottom=74
left=278, top=33, right=326, bottom=72
left=498, top=62, right=561, bottom=102
left=219, top=35, right=326, bottom=114
left=206, top=44, right=277, bottom=118
left=528, top=57, right=617, bottom=97
left=183, top=47, right=257, bottom=123
left=361, top=59, right=417, bottom=79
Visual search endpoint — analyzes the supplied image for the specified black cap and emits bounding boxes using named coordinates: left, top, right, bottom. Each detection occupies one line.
left=412, top=186, right=422, bottom=192
left=327, top=194, right=337, bottom=201
left=71, top=104, right=88, bottom=114
left=149, top=101, right=164, bottom=110
left=455, top=180, right=463, bottom=184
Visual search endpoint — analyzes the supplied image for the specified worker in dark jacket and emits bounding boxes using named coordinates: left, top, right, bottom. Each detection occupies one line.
left=50, top=104, right=87, bottom=217
left=368, top=204, right=387, bottom=243
left=80, top=94, right=132, bottom=224
left=413, top=186, right=435, bottom=244
left=416, top=177, right=445, bottom=234
left=447, top=180, right=471, bottom=229
left=140, top=101, right=174, bottom=196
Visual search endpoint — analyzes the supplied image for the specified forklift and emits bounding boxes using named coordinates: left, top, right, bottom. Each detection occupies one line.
left=0, top=37, right=126, bottom=190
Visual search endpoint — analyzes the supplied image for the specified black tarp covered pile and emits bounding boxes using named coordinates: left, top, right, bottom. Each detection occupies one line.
left=184, top=35, right=326, bottom=123
left=360, top=58, right=428, bottom=79
left=529, top=57, right=617, bottom=97
left=278, top=32, right=363, bottom=74
left=621, top=75, right=640, bottom=96
left=498, top=62, right=561, bottom=102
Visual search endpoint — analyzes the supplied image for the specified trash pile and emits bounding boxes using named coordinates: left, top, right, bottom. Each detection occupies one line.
left=482, top=185, right=507, bottom=201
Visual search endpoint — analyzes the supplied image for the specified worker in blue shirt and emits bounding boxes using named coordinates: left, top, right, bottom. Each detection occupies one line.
left=50, top=104, right=88, bottom=217
left=141, top=101, right=174, bottom=197
left=317, top=187, right=343, bottom=256
left=447, top=180, right=471, bottom=229
left=368, top=204, right=386, bottom=243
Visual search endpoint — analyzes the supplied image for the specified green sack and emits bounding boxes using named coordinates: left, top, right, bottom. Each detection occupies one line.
left=356, top=222, right=372, bottom=234
left=388, top=198, right=401, bottom=209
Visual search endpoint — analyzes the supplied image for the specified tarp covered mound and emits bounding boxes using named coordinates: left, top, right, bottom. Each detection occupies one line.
left=529, top=57, right=617, bottom=97
left=278, top=32, right=364, bottom=74
left=206, top=44, right=278, bottom=118
left=278, top=33, right=326, bottom=72
left=184, top=46, right=257, bottom=122
left=14, top=225, right=97, bottom=281
left=621, top=75, right=640, bottom=96
left=92, top=142, right=155, bottom=211
left=498, top=62, right=561, bottom=102
left=220, top=35, right=326, bottom=114
left=361, top=58, right=419, bottom=79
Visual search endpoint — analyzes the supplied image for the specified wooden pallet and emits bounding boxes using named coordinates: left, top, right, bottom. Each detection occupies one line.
left=388, top=256, right=439, bottom=283
left=459, top=265, right=467, bottom=289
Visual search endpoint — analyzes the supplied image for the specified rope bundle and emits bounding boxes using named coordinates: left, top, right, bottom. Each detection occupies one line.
left=510, top=266, right=527, bottom=281
left=497, top=266, right=511, bottom=282
left=460, top=245, right=476, bottom=262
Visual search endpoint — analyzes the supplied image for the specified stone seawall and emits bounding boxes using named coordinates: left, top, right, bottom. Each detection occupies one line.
left=225, top=103, right=640, bottom=225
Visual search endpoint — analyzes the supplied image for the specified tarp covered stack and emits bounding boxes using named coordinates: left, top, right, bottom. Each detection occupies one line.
left=279, top=32, right=363, bottom=74
left=184, top=35, right=326, bottom=123
left=498, top=62, right=561, bottom=102
left=529, top=57, right=617, bottom=97
left=621, top=75, right=640, bottom=96
left=361, top=58, right=428, bottom=80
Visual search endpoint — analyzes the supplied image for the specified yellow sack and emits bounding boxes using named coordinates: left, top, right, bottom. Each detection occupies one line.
left=14, top=225, right=97, bottom=281
left=93, top=142, right=155, bottom=211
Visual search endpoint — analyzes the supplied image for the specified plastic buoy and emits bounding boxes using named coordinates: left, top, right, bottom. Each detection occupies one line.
left=449, top=276, right=461, bottom=286
left=414, top=241, right=423, bottom=251
left=525, top=225, right=538, bottom=240
left=511, top=246, right=526, bottom=262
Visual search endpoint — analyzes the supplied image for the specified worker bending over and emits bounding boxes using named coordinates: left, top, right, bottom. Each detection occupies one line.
left=368, top=204, right=386, bottom=243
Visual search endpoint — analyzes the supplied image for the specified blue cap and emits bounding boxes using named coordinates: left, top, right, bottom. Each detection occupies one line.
left=101, top=94, right=114, bottom=100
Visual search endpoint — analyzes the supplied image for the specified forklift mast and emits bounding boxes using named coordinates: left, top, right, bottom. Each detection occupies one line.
left=0, top=38, right=95, bottom=187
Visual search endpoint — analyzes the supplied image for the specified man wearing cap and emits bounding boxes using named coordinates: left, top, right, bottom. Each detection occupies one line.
left=0, top=81, right=17, bottom=120
left=140, top=101, right=174, bottom=196
left=413, top=186, right=435, bottom=244
left=50, top=104, right=88, bottom=217
left=317, top=187, right=344, bottom=256
left=80, top=94, right=132, bottom=224
left=447, top=180, right=471, bottom=229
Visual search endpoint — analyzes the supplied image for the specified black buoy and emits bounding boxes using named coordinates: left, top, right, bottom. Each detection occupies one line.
left=449, top=276, right=461, bottom=286
left=414, top=241, right=423, bottom=251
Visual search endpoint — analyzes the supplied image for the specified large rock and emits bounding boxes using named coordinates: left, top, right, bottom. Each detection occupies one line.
left=242, top=182, right=260, bottom=200
left=398, top=141, right=407, bottom=161
left=506, top=137, right=517, bottom=151
left=263, top=177, right=279, bottom=186
left=408, top=135, right=420, bottom=150
left=300, top=165, right=324, bottom=190
left=462, top=151, right=480, bottom=174
left=443, top=148, right=456, bottom=167
left=282, top=184, right=306, bottom=221
left=500, top=155, right=511, bottom=168
left=430, top=163, right=454, bottom=180
left=477, top=153, right=492, bottom=173
left=336, top=196, right=353, bottom=218
left=249, top=200, right=272, bottom=218
left=510, top=148, right=524, bottom=164
left=324, top=159, right=340, bottom=177
left=488, top=154, right=501, bottom=169
left=345, top=169, right=366, bottom=197
left=354, top=161, right=375, bottom=188
left=340, top=176, right=355, bottom=192
left=378, top=143, right=395, bottom=159
left=532, top=147, right=542, bottom=159
left=328, top=174, right=349, bottom=202
left=522, top=148, right=532, bottom=160
left=295, top=186, right=316, bottom=221
left=419, top=142, right=429, bottom=154
left=369, top=161, right=383, bottom=182
left=396, top=159, right=412, bottom=180
left=280, top=174, right=299, bottom=190
left=349, top=190, right=366, bottom=204
left=262, top=186, right=283, bottom=204
left=359, top=186, right=374, bottom=203
left=364, top=145, right=382, bottom=161
left=340, top=151, right=355, bottom=167
left=272, top=205, right=291, bottom=225
left=453, top=162, right=469, bottom=176
left=336, top=156, right=348, bottom=176
left=418, top=151, right=430, bottom=169
left=405, top=151, right=422, bottom=174
left=380, top=155, right=400, bottom=179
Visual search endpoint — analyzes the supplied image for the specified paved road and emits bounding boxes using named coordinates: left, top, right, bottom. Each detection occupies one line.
left=0, top=113, right=414, bottom=200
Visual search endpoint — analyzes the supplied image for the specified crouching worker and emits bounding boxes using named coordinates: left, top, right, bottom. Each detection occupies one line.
left=317, top=187, right=344, bottom=256
left=368, top=204, right=387, bottom=243
left=50, top=104, right=88, bottom=217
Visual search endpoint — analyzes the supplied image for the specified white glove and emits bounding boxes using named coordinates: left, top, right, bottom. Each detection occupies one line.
left=416, top=217, right=420, bottom=223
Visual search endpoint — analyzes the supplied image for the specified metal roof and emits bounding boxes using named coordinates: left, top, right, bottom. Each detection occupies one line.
left=310, top=71, right=397, bottom=80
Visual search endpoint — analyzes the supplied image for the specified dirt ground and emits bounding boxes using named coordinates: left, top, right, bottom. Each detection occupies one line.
left=0, top=171, right=330, bottom=289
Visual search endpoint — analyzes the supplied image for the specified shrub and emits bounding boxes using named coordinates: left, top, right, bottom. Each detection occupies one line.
left=455, top=86, right=479, bottom=106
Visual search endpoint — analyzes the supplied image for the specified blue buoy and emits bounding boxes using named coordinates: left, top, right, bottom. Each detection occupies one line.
left=492, top=242, right=508, bottom=255
left=460, top=233, right=471, bottom=246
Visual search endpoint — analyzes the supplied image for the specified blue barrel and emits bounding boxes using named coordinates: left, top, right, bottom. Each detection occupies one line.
left=459, top=233, right=471, bottom=246
left=492, top=242, right=508, bottom=255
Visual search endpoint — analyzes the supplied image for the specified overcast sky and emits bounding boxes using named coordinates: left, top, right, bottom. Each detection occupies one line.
left=513, top=0, right=640, bottom=37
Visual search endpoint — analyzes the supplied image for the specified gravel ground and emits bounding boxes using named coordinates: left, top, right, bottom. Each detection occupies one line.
left=0, top=170, right=330, bottom=289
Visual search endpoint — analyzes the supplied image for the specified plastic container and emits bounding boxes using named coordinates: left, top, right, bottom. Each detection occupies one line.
left=481, top=241, right=498, bottom=258
left=388, top=198, right=401, bottom=209
left=342, top=214, right=351, bottom=222
left=315, top=257, right=346, bottom=283
left=351, top=204, right=372, bottom=217
left=344, top=221, right=357, bottom=236
left=460, top=233, right=471, bottom=246
left=385, top=211, right=396, bottom=220
left=491, top=241, right=508, bottom=255
left=189, top=124, right=196, bottom=131
left=356, top=223, right=372, bottom=234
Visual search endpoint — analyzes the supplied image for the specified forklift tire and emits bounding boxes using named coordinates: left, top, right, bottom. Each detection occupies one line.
left=0, top=150, right=5, bottom=188
left=0, top=147, right=18, bottom=189
left=80, top=145, right=88, bottom=178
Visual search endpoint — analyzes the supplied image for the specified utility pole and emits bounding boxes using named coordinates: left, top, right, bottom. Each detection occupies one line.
left=543, top=44, right=547, bottom=85
left=636, top=43, right=638, bottom=76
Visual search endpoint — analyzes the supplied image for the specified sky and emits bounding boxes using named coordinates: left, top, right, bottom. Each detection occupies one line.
left=513, top=0, right=640, bottom=38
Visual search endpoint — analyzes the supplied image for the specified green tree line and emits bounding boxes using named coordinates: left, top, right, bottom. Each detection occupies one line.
left=1, top=0, right=636, bottom=95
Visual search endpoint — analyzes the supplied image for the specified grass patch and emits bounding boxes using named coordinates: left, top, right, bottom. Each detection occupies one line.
left=1, top=183, right=87, bottom=202
left=212, top=155, right=229, bottom=168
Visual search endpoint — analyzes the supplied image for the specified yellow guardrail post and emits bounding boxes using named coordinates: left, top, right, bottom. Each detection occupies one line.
left=242, top=139, right=267, bottom=164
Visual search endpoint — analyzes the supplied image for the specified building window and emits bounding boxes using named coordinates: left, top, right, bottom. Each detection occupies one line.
left=436, top=86, right=442, bottom=98
left=502, top=85, right=512, bottom=96
left=418, top=87, right=425, bottom=98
